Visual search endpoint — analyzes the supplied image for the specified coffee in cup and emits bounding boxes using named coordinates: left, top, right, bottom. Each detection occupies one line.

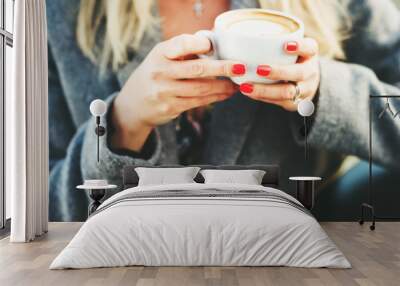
left=195, top=9, right=304, bottom=84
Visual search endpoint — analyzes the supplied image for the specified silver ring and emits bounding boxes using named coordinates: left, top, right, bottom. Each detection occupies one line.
left=291, top=82, right=301, bottom=102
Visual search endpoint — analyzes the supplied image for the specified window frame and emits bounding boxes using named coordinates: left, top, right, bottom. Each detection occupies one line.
left=0, top=0, right=14, bottom=233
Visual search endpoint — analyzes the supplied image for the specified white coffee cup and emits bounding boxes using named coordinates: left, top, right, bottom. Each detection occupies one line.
left=195, top=9, right=304, bottom=84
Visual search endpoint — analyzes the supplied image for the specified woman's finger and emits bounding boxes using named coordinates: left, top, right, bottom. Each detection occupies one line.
left=257, top=57, right=318, bottom=82
left=240, top=86, right=298, bottom=112
left=170, top=79, right=238, bottom=97
left=166, top=59, right=246, bottom=79
left=239, top=80, right=313, bottom=102
left=259, top=98, right=298, bottom=112
left=284, top=37, right=319, bottom=58
left=160, top=34, right=212, bottom=60
left=173, top=94, right=232, bottom=114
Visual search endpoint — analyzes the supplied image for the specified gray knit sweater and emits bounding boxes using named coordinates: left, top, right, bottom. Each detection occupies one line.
left=47, top=0, right=400, bottom=221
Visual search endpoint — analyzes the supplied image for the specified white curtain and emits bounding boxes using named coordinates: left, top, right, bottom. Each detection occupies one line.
left=8, top=0, right=49, bottom=242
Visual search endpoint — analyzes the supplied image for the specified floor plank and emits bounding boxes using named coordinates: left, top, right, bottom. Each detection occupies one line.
left=0, top=222, right=399, bottom=286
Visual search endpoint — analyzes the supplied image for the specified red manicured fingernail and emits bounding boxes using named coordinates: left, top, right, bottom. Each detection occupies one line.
left=232, top=64, right=246, bottom=75
left=285, top=41, right=298, bottom=52
left=240, top=83, right=253, bottom=93
left=257, top=65, right=271, bottom=77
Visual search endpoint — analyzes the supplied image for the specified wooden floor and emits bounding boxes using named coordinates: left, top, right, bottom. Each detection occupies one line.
left=0, top=222, right=399, bottom=286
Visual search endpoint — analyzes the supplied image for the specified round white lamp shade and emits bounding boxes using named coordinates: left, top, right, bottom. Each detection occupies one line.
left=297, top=99, right=315, bottom=117
left=90, top=99, right=107, bottom=117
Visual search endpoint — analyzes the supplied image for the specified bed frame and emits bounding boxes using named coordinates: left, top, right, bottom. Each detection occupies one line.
left=122, top=165, right=280, bottom=190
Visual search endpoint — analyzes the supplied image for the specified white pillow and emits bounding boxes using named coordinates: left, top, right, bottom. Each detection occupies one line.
left=200, top=169, right=266, bottom=185
left=135, top=167, right=200, bottom=186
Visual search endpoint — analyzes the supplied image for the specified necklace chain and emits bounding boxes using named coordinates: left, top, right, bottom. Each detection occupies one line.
left=193, top=0, right=203, bottom=17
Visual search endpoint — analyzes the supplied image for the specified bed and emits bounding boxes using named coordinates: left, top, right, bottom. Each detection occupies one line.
left=50, top=165, right=350, bottom=269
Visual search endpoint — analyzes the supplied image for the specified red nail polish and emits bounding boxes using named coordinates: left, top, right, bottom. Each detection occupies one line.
left=257, top=65, right=271, bottom=76
left=232, top=64, right=246, bottom=75
left=240, top=83, right=253, bottom=93
left=286, top=41, right=298, bottom=52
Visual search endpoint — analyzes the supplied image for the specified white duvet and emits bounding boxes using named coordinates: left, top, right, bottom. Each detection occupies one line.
left=50, top=183, right=350, bottom=269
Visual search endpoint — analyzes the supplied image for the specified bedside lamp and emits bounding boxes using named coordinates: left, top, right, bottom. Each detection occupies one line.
left=288, top=99, right=320, bottom=211
left=297, top=99, right=315, bottom=160
left=90, top=99, right=107, bottom=162
left=76, top=99, right=116, bottom=217
left=289, top=99, right=322, bottom=210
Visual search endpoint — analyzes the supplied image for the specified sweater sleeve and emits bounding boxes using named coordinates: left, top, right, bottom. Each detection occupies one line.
left=48, top=53, right=162, bottom=222
left=80, top=93, right=162, bottom=188
left=292, top=0, right=400, bottom=169
left=308, top=58, right=400, bottom=168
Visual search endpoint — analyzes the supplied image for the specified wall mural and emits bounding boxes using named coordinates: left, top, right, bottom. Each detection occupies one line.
left=47, top=0, right=400, bottom=221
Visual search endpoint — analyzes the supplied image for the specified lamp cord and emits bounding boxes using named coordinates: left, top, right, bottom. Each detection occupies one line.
left=304, top=116, right=308, bottom=161
left=97, top=123, right=100, bottom=163
left=96, top=116, right=100, bottom=163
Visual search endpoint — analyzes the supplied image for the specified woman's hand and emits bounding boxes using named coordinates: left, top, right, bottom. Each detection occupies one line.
left=239, top=38, right=320, bottom=112
left=111, top=34, right=245, bottom=152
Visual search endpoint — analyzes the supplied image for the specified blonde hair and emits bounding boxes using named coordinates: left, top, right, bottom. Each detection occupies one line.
left=77, top=0, right=350, bottom=71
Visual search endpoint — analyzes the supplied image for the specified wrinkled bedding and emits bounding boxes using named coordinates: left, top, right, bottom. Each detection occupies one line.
left=50, top=183, right=350, bottom=269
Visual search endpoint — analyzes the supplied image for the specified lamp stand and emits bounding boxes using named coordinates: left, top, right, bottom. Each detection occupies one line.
left=304, top=116, right=308, bottom=161
left=94, top=116, right=106, bottom=163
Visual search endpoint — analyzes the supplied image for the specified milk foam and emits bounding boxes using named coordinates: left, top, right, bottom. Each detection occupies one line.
left=227, top=19, right=292, bottom=36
